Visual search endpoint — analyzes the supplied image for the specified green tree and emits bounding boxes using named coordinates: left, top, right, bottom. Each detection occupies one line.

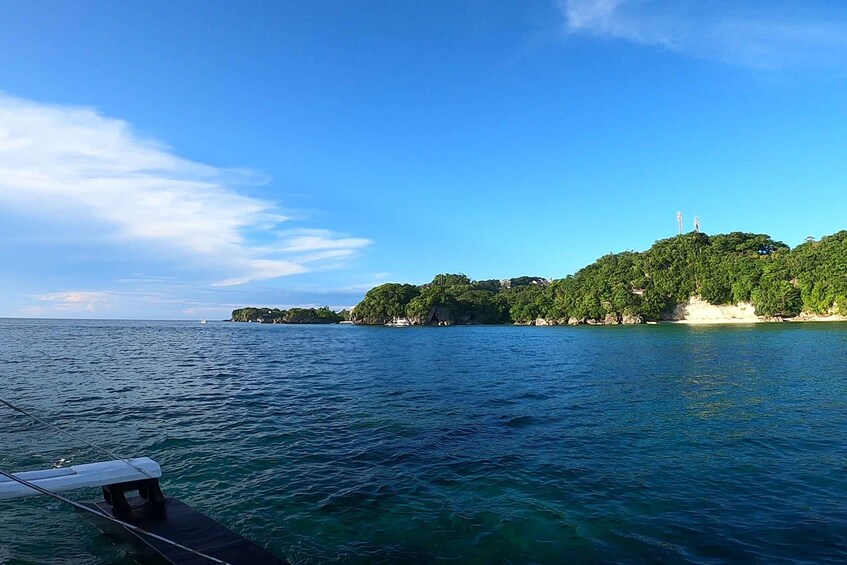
left=352, top=283, right=420, bottom=324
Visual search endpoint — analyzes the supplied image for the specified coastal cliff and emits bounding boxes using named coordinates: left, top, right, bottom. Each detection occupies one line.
left=664, top=297, right=759, bottom=323
left=470, top=296, right=847, bottom=326
left=662, top=297, right=847, bottom=324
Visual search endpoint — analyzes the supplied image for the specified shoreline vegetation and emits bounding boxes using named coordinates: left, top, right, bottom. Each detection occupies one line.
left=230, top=306, right=350, bottom=324
left=232, top=230, right=847, bottom=326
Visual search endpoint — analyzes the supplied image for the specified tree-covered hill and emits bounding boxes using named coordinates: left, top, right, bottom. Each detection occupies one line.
left=231, top=306, right=348, bottom=324
left=351, top=230, right=847, bottom=325
left=352, top=274, right=551, bottom=325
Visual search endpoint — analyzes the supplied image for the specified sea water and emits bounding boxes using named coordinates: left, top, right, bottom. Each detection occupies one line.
left=1, top=319, right=846, bottom=563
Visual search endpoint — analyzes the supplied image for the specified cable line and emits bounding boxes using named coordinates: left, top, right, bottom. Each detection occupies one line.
left=0, top=396, right=153, bottom=478
left=1, top=396, right=232, bottom=563
left=0, top=468, right=231, bottom=564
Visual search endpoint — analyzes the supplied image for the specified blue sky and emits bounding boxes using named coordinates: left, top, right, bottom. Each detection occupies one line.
left=2, top=0, right=847, bottom=319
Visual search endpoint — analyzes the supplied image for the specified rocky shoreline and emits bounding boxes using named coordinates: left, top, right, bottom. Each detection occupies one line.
left=374, top=297, right=847, bottom=326
left=517, top=315, right=847, bottom=326
left=513, top=296, right=847, bottom=326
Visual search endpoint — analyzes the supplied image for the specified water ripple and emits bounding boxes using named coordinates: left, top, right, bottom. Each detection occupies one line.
left=2, top=320, right=847, bottom=563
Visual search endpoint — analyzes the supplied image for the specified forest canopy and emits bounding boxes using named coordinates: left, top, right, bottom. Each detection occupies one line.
left=349, top=231, right=847, bottom=325
left=231, top=306, right=348, bottom=324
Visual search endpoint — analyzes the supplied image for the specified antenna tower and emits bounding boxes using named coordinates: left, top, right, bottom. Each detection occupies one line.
left=676, top=211, right=683, bottom=235
left=694, top=216, right=701, bottom=233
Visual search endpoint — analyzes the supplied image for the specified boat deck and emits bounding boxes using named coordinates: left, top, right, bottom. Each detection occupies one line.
left=80, top=496, right=287, bottom=565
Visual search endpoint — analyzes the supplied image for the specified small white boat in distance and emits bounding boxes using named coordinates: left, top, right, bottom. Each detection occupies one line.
left=385, top=317, right=412, bottom=327
left=199, top=320, right=207, bottom=324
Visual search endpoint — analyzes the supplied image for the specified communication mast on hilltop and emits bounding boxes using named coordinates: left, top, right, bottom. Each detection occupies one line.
left=676, top=211, right=683, bottom=235
left=694, top=216, right=701, bottom=233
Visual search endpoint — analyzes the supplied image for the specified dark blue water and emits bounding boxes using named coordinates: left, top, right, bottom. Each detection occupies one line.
left=2, top=319, right=847, bottom=564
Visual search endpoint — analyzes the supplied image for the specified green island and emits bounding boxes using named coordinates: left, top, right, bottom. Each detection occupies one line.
left=231, top=306, right=350, bottom=324
left=232, top=230, right=847, bottom=326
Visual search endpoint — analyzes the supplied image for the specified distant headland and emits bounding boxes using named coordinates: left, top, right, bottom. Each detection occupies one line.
left=232, top=230, right=847, bottom=326
left=230, top=306, right=350, bottom=324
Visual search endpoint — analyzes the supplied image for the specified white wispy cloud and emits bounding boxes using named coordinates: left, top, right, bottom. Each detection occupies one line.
left=35, top=291, right=116, bottom=313
left=27, top=288, right=202, bottom=318
left=558, top=0, right=847, bottom=70
left=276, top=229, right=373, bottom=254
left=0, top=94, right=371, bottom=286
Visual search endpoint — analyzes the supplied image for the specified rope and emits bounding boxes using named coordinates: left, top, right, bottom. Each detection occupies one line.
left=0, top=396, right=234, bottom=563
left=0, top=397, right=153, bottom=478
left=0, top=468, right=231, bottom=564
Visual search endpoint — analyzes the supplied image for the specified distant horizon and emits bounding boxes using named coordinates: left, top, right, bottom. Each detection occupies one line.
left=3, top=1, right=847, bottom=319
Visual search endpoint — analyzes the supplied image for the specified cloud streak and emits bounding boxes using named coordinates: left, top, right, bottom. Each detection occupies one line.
left=35, top=291, right=116, bottom=314
left=0, top=95, right=371, bottom=285
left=27, top=288, right=204, bottom=318
left=559, top=0, right=847, bottom=70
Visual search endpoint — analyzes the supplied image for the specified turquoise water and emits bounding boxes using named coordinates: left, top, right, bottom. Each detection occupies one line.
left=2, top=319, right=847, bottom=564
